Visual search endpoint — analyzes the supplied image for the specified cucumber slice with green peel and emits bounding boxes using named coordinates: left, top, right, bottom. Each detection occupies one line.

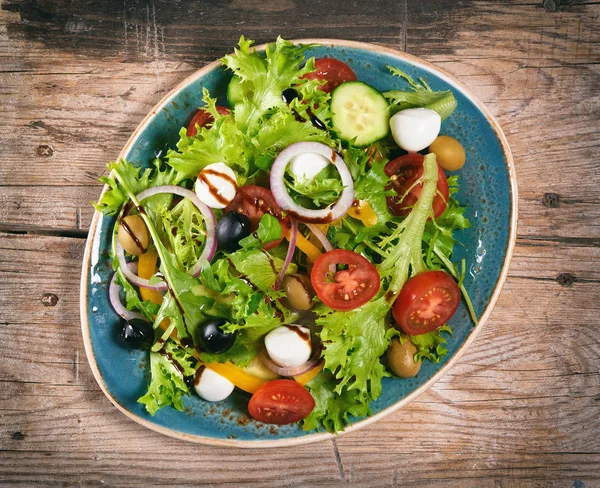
left=227, top=76, right=254, bottom=107
left=331, top=81, right=390, bottom=147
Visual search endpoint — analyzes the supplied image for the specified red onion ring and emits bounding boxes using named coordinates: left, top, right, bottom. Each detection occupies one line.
left=258, top=348, right=321, bottom=377
left=135, top=185, right=217, bottom=276
left=116, top=240, right=169, bottom=291
left=270, top=142, right=355, bottom=223
left=305, top=223, right=333, bottom=252
left=109, top=270, right=146, bottom=322
left=274, top=217, right=298, bottom=290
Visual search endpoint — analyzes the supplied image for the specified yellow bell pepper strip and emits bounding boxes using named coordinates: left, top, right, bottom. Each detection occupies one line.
left=294, top=362, right=324, bottom=385
left=347, top=200, right=378, bottom=227
left=289, top=232, right=322, bottom=263
left=137, top=250, right=164, bottom=305
left=203, top=361, right=268, bottom=393
left=137, top=249, right=173, bottom=335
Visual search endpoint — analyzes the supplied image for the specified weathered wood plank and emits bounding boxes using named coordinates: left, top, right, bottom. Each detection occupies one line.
left=0, top=233, right=598, bottom=485
left=1, top=0, right=600, bottom=485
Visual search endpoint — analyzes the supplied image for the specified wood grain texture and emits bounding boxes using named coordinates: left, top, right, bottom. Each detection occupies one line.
left=0, top=0, right=599, bottom=485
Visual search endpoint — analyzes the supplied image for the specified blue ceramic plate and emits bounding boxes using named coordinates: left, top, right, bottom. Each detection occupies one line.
left=80, top=39, right=517, bottom=447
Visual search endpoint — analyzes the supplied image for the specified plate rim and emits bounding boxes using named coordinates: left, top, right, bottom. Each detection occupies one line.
left=80, top=38, right=518, bottom=448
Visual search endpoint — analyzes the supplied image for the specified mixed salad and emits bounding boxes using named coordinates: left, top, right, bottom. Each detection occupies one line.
left=93, top=37, right=476, bottom=433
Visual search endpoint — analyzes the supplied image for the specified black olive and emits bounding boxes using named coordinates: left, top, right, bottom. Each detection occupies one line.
left=119, top=319, right=154, bottom=350
left=199, top=318, right=236, bottom=354
left=282, top=88, right=299, bottom=104
left=217, top=212, right=251, bottom=252
left=309, top=113, right=327, bottom=131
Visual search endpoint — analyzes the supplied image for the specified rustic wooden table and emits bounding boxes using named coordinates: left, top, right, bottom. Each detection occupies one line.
left=1, top=0, right=599, bottom=486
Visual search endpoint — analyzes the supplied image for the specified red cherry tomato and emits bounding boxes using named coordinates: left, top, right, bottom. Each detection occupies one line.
left=301, top=58, right=357, bottom=93
left=248, top=379, right=315, bottom=425
left=385, top=153, right=449, bottom=219
left=186, top=106, right=230, bottom=137
left=224, top=185, right=289, bottom=250
left=392, top=271, right=460, bottom=335
left=311, top=249, right=380, bottom=311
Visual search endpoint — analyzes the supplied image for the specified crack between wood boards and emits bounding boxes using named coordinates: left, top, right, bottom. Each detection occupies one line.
left=331, top=438, right=346, bottom=484
left=516, top=235, right=600, bottom=247
left=0, top=224, right=88, bottom=239
left=508, top=275, right=600, bottom=284
left=400, top=0, right=407, bottom=52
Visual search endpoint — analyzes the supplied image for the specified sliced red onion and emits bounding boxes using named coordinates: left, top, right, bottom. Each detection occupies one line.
left=270, top=142, right=355, bottom=224
left=305, top=223, right=333, bottom=252
left=116, top=240, right=169, bottom=291
left=135, top=185, right=217, bottom=276
left=109, top=270, right=146, bottom=322
left=258, top=348, right=321, bottom=377
left=274, top=217, right=298, bottom=290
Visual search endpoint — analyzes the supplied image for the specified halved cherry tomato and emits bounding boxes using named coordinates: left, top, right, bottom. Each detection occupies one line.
left=311, top=249, right=380, bottom=311
left=248, top=379, right=315, bottom=425
left=392, top=270, right=460, bottom=335
left=301, top=58, right=357, bottom=93
left=224, top=185, right=289, bottom=250
left=186, top=105, right=230, bottom=137
left=385, top=153, right=449, bottom=219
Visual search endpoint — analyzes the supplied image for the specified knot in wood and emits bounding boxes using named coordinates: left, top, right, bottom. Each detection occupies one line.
left=41, top=293, right=59, bottom=306
left=542, top=193, right=560, bottom=208
left=36, top=144, right=54, bottom=157
left=556, top=273, right=575, bottom=287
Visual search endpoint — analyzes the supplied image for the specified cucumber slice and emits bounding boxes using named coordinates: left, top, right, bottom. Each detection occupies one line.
left=331, top=81, right=390, bottom=146
left=227, top=76, right=253, bottom=107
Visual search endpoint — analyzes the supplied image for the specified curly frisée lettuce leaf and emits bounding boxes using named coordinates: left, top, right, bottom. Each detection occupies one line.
left=302, top=371, right=371, bottom=433
left=221, top=36, right=317, bottom=133
left=93, top=158, right=177, bottom=216
left=138, top=342, right=197, bottom=415
left=160, top=197, right=208, bottom=271
left=166, top=90, right=253, bottom=183
left=409, top=325, right=452, bottom=363
left=317, top=298, right=390, bottom=400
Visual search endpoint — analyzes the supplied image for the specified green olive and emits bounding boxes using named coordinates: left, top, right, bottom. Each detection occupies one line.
left=429, top=135, right=466, bottom=171
left=387, top=339, right=422, bottom=378
left=283, top=274, right=314, bottom=311
left=117, top=215, right=150, bottom=255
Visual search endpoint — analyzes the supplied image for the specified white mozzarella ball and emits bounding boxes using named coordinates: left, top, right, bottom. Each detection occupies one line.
left=289, top=152, right=331, bottom=183
left=194, top=367, right=235, bottom=402
left=194, top=162, right=238, bottom=209
left=389, top=108, right=441, bottom=153
left=264, top=325, right=312, bottom=368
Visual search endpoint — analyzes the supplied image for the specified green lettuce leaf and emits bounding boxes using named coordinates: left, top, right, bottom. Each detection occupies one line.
left=384, top=66, right=457, bottom=120
left=238, top=214, right=283, bottom=249
left=302, top=371, right=371, bottom=433
left=221, top=36, right=316, bottom=133
left=138, top=341, right=197, bottom=415
left=115, top=269, right=160, bottom=320
left=228, top=248, right=296, bottom=292
left=409, top=325, right=452, bottom=363
left=160, top=197, right=208, bottom=271
left=93, top=158, right=177, bottom=217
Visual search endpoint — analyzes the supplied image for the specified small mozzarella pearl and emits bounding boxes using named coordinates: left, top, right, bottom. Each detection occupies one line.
left=194, top=367, right=234, bottom=402
left=289, top=152, right=331, bottom=183
left=195, top=162, right=238, bottom=209
left=264, top=325, right=312, bottom=368
left=389, top=108, right=441, bottom=153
